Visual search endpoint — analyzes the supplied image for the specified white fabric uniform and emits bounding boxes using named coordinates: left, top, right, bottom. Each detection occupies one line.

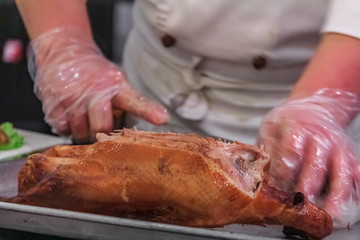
left=123, top=0, right=360, bottom=144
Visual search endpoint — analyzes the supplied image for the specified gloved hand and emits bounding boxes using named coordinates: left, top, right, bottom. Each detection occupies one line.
left=28, top=27, right=169, bottom=142
left=258, top=88, right=360, bottom=228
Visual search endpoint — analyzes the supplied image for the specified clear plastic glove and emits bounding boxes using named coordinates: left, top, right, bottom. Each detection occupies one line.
left=28, top=27, right=169, bottom=142
left=258, top=88, right=360, bottom=228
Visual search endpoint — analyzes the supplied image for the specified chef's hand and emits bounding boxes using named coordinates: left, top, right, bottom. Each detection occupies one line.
left=258, top=88, right=360, bottom=227
left=28, top=27, right=169, bottom=142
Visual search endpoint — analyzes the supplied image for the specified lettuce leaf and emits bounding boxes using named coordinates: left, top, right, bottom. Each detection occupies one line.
left=0, top=122, right=24, bottom=151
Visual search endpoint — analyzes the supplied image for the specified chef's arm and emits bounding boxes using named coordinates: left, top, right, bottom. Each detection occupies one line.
left=291, top=33, right=360, bottom=98
left=259, top=34, right=360, bottom=228
left=15, top=0, right=168, bottom=140
left=15, top=0, right=92, bottom=39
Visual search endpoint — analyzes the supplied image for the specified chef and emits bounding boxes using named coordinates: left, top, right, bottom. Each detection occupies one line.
left=15, top=0, right=360, bottom=229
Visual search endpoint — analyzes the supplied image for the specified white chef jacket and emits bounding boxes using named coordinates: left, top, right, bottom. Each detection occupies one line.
left=123, top=0, right=360, bottom=144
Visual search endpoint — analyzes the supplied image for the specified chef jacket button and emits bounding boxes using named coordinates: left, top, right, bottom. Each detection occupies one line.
left=161, top=35, right=176, bottom=48
left=252, top=55, right=267, bottom=70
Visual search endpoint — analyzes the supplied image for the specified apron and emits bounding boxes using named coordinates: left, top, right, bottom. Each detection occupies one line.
left=121, top=0, right=359, bottom=144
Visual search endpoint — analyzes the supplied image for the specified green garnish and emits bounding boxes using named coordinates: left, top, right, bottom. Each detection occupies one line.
left=0, top=122, right=24, bottom=151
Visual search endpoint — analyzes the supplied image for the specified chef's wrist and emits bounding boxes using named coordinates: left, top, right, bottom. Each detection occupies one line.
left=30, top=27, right=99, bottom=65
left=286, top=88, right=360, bottom=128
left=16, top=0, right=91, bottom=40
left=291, top=33, right=360, bottom=98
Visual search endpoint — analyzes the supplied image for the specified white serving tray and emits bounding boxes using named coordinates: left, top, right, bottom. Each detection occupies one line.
left=0, top=129, right=71, bottom=161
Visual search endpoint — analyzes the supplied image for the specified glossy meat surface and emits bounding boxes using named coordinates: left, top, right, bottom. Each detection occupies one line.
left=6, top=129, right=332, bottom=239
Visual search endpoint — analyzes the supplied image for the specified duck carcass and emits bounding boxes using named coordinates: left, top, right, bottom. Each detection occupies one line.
left=3, top=129, right=332, bottom=239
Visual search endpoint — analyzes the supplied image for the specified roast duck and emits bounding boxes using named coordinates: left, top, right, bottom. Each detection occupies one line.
left=1, top=129, right=332, bottom=239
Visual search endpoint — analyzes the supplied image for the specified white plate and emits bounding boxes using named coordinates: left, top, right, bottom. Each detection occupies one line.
left=0, top=129, right=71, bottom=161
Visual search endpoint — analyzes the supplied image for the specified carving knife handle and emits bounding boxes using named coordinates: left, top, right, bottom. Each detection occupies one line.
left=112, top=108, right=125, bottom=130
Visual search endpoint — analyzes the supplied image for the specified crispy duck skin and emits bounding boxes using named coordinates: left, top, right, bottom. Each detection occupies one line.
left=4, top=129, right=332, bottom=239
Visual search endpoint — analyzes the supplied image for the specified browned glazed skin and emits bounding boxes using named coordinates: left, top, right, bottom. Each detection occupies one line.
left=5, top=129, right=332, bottom=239
left=237, top=180, right=333, bottom=239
